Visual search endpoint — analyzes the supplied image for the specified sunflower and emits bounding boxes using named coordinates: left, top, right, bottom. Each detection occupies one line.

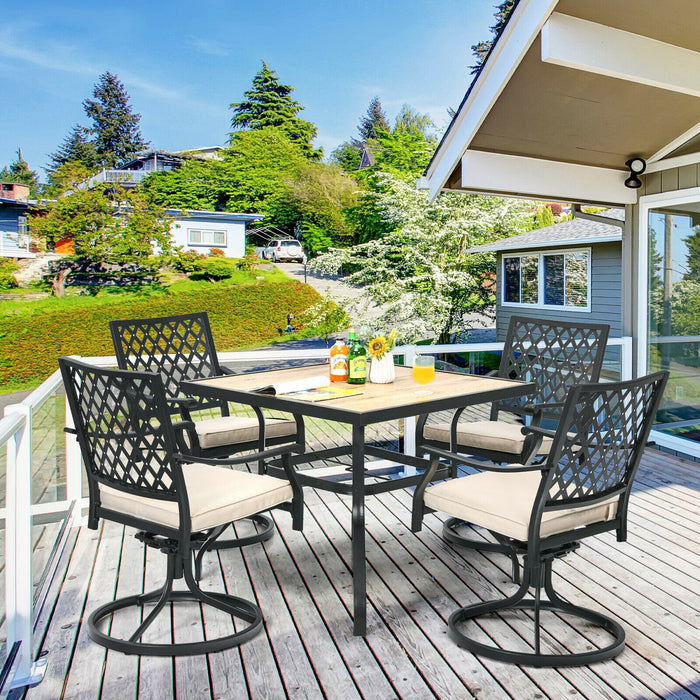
left=367, top=335, right=388, bottom=358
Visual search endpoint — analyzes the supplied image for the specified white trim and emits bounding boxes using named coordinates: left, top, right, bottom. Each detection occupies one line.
left=501, top=247, right=592, bottom=312
left=645, top=151, right=700, bottom=174
left=647, top=121, right=700, bottom=164
left=542, top=13, right=700, bottom=98
left=460, top=151, right=637, bottom=205
left=425, top=0, right=558, bottom=201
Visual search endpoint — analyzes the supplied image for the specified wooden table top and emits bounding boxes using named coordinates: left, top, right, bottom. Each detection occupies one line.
left=185, top=364, right=533, bottom=426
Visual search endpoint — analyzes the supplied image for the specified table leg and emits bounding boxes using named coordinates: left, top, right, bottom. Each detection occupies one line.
left=351, top=424, right=367, bottom=636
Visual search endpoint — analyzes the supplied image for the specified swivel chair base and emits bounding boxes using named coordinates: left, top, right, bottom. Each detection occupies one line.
left=448, top=556, right=625, bottom=667
left=89, top=536, right=263, bottom=656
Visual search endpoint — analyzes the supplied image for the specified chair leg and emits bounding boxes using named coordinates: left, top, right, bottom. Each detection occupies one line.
left=87, top=537, right=264, bottom=656
left=193, top=514, right=275, bottom=580
left=447, top=555, right=626, bottom=667
left=443, top=517, right=523, bottom=583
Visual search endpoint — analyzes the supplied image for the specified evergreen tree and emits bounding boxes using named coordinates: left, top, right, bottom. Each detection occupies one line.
left=83, top=72, right=148, bottom=168
left=0, top=149, right=40, bottom=195
left=47, top=124, right=98, bottom=174
left=469, top=1, right=517, bottom=75
left=229, top=62, right=321, bottom=160
left=357, top=97, right=389, bottom=142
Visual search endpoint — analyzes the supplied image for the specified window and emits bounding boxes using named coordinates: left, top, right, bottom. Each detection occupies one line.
left=502, top=249, right=590, bottom=309
left=188, top=229, right=226, bottom=246
left=18, top=216, right=27, bottom=235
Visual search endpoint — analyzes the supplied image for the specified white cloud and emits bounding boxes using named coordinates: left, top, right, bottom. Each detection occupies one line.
left=0, top=24, right=182, bottom=101
left=186, top=36, right=229, bottom=57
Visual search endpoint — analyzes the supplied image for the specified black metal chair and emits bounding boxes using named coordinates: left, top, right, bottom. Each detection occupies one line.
left=60, top=356, right=304, bottom=656
left=418, top=316, right=610, bottom=578
left=109, top=311, right=305, bottom=569
left=412, top=371, right=668, bottom=666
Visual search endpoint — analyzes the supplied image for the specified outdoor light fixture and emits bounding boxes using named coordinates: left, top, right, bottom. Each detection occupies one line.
left=624, top=157, right=646, bottom=188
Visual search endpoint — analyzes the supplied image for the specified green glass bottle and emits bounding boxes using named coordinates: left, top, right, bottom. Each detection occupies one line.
left=347, top=329, right=367, bottom=384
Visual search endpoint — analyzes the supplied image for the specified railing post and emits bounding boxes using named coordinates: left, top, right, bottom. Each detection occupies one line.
left=621, top=336, right=633, bottom=380
left=402, top=346, right=418, bottom=456
left=4, top=404, right=45, bottom=689
left=64, top=395, right=82, bottom=507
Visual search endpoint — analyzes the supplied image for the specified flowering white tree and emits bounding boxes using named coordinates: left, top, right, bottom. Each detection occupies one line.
left=311, top=173, right=532, bottom=343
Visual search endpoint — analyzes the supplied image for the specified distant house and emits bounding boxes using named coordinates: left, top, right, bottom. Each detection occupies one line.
left=77, top=149, right=215, bottom=190
left=467, top=209, right=624, bottom=339
left=0, top=188, right=35, bottom=258
left=167, top=210, right=264, bottom=258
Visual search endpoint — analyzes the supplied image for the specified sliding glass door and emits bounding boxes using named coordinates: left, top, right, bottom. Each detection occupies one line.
left=641, top=188, right=700, bottom=456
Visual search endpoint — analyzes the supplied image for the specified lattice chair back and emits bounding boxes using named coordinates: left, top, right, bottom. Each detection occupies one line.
left=493, top=315, right=610, bottom=422
left=59, top=357, right=185, bottom=529
left=539, top=370, right=668, bottom=539
left=110, top=312, right=226, bottom=414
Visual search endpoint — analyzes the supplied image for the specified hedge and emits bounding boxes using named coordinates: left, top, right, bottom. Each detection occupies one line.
left=0, top=281, right=320, bottom=387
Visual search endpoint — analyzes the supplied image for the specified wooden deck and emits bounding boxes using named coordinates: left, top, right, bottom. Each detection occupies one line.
left=22, top=415, right=700, bottom=700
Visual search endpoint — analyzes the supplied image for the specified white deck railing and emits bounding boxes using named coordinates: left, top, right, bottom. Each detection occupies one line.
left=0, top=337, right=632, bottom=690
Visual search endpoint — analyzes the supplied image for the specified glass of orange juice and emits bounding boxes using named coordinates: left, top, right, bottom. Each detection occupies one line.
left=412, top=355, right=435, bottom=394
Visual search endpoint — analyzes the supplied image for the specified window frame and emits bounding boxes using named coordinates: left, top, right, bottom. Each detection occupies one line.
left=187, top=228, right=227, bottom=247
left=501, top=247, right=592, bottom=312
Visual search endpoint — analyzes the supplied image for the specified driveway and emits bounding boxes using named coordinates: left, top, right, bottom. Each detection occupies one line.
left=275, top=262, right=385, bottom=324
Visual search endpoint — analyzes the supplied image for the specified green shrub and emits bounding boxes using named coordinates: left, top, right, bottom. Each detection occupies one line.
left=0, top=281, right=321, bottom=388
left=192, top=257, right=238, bottom=281
left=0, top=272, right=18, bottom=292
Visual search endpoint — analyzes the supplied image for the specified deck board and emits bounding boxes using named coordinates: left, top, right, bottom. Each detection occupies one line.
left=23, top=415, right=700, bottom=700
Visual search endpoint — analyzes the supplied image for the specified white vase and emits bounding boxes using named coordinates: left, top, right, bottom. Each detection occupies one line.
left=369, top=353, right=395, bottom=383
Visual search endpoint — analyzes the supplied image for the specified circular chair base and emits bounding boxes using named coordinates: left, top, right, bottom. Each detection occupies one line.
left=448, top=597, right=626, bottom=667
left=88, top=588, right=263, bottom=656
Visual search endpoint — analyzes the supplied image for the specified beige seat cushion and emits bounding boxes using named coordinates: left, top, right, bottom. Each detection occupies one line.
left=423, top=420, right=554, bottom=456
left=99, top=462, right=294, bottom=533
left=195, top=416, right=297, bottom=450
left=424, top=470, right=617, bottom=542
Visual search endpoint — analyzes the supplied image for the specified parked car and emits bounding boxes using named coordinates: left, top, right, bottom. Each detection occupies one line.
left=263, top=239, right=305, bottom=262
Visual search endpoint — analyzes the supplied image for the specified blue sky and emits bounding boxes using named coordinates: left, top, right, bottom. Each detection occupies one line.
left=0, top=1, right=496, bottom=177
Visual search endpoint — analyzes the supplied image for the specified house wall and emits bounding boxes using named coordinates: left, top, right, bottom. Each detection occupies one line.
left=169, top=217, right=247, bottom=257
left=641, top=163, right=700, bottom=196
left=495, top=242, right=622, bottom=339
left=0, top=204, right=25, bottom=233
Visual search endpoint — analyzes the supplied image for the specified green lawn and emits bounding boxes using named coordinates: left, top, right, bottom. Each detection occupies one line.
left=0, top=270, right=321, bottom=393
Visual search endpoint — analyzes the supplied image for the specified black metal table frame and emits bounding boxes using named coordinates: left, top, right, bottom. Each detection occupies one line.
left=182, top=368, right=533, bottom=636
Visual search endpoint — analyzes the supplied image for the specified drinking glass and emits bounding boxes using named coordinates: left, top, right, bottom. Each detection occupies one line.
left=412, top=355, right=435, bottom=394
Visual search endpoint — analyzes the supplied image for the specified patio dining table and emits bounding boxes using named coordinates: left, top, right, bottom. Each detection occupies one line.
left=182, top=363, right=533, bottom=635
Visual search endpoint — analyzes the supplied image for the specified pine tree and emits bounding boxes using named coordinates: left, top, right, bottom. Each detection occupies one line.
left=469, top=1, right=517, bottom=75
left=83, top=72, right=148, bottom=168
left=357, top=97, right=389, bottom=142
left=229, top=62, right=321, bottom=160
left=0, top=149, right=40, bottom=195
left=47, top=124, right=98, bottom=174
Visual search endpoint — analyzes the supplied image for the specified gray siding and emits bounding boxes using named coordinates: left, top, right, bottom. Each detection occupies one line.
left=495, top=243, right=622, bottom=341
left=641, top=164, right=700, bottom=197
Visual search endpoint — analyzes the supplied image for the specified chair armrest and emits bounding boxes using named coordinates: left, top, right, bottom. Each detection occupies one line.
left=176, top=442, right=305, bottom=468
left=419, top=445, right=543, bottom=473
left=520, top=424, right=557, bottom=440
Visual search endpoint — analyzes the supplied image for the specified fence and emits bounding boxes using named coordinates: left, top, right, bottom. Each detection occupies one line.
left=0, top=337, right=632, bottom=691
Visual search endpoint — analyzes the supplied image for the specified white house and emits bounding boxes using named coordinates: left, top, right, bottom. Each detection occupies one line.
left=423, top=0, right=700, bottom=460
left=166, top=209, right=264, bottom=258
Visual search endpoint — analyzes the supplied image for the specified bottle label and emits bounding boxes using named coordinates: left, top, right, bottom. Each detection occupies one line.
left=349, top=355, right=367, bottom=379
left=330, top=354, right=348, bottom=379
